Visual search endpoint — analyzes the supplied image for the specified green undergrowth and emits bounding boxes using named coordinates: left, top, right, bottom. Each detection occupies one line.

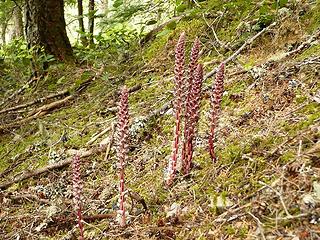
left=1, top=1, right=320, bottom=239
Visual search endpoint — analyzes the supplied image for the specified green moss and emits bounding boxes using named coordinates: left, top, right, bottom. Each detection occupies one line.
left=224, top=224, right=236, bottom=235
left=279, top=151, right=295, bottom=163
left=297, top=44, right=320, bottom=60
left=144, top=33, right=172, bottom=61
left=302, top=2, right=320, bottom=32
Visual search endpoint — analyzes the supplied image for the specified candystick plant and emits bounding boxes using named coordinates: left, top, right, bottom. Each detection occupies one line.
left=72, top=154, right=84, bottom=240
left=116, top=87, right=129, bottom=227
left=181, top=37, right=201, bottom=174
left=166, top=32, right=186, bottom=186
left=182, top=64, right=203, bottom=174
left=167, top=33, right=204, bottom=184
left=208, top=63, right=225, bottom=162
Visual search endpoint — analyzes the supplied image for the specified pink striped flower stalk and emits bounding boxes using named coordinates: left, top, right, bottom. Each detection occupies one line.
left=72, top=154, right=84, bottom=240
left=182, top=64, right=203, bottom=174
left=181, top=38, right=201, bottom=173
left=116, top=87, right=129, bottom=227
left=166, top=32, right=186, bottom=186
left=208, top=63, right=225, bottom=162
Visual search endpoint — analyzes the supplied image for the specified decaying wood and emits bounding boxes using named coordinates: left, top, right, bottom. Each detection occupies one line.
left=279, top=28, right=320, bottom=60
left=86, top=126, right=112, bottom=146
left=0, top=69, right=103, bottom=133
left=0, top=145, right=107, bottom=190
left=26, top=95, right=74, bottom=117
left=139, top=16, right=184, bottom=46
left=205, top=21, right=278, bottom=80
left=83, top=213, right=115, bottom=222
left=0, top=89, right=70, bottom=114
left=0, top=96, right=174, bottom=190
left=0, top=192, right=50, bottom=204
left=0, top=76, right=39, bottom=108
left=0, top=95, right=73, bottom=133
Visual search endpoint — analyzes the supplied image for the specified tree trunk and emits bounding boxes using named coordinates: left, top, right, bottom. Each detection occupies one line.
left=25, top=0, right=73, bottom=62
left=88, top=0, right=95, bottom=45
left=103, top=0, right=109, bottom=17
left=13, top=6, right=24, bottom=39
left=77, top=0, right=87, bottom=46
left=1, top=21, right=7, bottom=45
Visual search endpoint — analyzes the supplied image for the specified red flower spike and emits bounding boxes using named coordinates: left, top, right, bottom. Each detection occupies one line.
left=183, top=64, right=203, bottom=174
left=167, top=32, right=186, bottom=186
left=116, top=87, right=129, bottom=227
left=72, top=154, right=84, bottom=240
left=181, top=37, right=201, bottom=170
left=208, top=63, right=225, bottom=162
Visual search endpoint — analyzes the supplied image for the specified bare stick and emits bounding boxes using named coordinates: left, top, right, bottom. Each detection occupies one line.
left=258, top=181, right=291, bottom=217
left=248, top=212, right=266, bottom=240
left=1, top=192, right=50, bottom=204
left=204, top=21, right=277, bottom=80
left=0, top=76, right=39, bottom=108
left=0, top=89, right=70, bottom=114
left=86, top=126, right=111, bottom=146
left=0, top=95, right=74, bottom=132
left=0, top=145, right=107, bottom=190
left=104, top=123, right=115, bottom=161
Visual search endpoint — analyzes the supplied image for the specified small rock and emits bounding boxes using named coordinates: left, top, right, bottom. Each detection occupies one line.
left=166, top=202, right=181, bottom=218
left=313, top=181, right=320, bottom=199
left=216, top=195, right=234, bottom=210
left=302, top=194, right=316, bottom=208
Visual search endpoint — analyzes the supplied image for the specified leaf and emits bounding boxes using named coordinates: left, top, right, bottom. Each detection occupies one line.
left=166, top=21, right=177, bottom=30
left=113, top=0, right=123, bottom=8
left=146, top=19, right=157, bottom=25
left=176, top=4, right=187, bottom=13
left=156, top=29, right=172, bottom=37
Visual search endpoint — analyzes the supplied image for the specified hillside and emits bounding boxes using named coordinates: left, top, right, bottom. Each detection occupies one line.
left=0, top=1, right=320, bottom=239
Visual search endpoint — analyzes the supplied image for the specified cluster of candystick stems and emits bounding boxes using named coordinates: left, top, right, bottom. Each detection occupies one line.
left=72, top=32, right=225, bottom=237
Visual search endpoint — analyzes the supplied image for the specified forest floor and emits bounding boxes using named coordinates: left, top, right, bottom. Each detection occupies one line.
left=0, top=1, right=320, bottom=239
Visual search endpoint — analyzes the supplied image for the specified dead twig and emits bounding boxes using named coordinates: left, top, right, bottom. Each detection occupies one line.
left=86, top=126, right=112, bottom=146
left=258, top=180, right=291, bottom=217
left=1, top=192, right=50, bottom=204
left=205, top=21, right=278, bottom=80
left=0, top=89, right=70, bottom=114
left=0, top=76, right=40, bottom=108
left=104, top=123, right=116, bottom=161
left=248, top=212, right=266, bottom=240
left=0, top=69, right=104, bottom=133
left=0, top=145, right=107, bottom=190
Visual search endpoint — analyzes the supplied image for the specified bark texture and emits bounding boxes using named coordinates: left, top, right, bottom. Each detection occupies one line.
left=88, top=0, right=95, bottom=45
left=77, top=0, right=87, bottom=46
left=13, top=6, right=24, bottom=39
left=25, top=0, right=73, bottom=61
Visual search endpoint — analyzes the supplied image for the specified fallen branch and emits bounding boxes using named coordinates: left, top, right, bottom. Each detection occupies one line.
left=86, top=126, right=112, bottom=146
left=0, top=69, right=104, bottom=133
left=0, top=76, right=40, bottom=108
left=0, top=94, right=175, bottom=190
left=279, top=28, right=320, bottom=60
left=205, top=21, right=278, bottom=80
left=0, top=95, right=73, bottom=133
left=0, top=89, right=70, bottom=114
left=1, top=192, right=50, bottom=204
left=140, top=16, right=184, bottom=46
left=0, top=145, right=107, bottom=190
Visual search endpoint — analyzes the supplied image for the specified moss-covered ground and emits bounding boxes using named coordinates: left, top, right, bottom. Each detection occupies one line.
left=0, top=1, right=319, bottom=239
